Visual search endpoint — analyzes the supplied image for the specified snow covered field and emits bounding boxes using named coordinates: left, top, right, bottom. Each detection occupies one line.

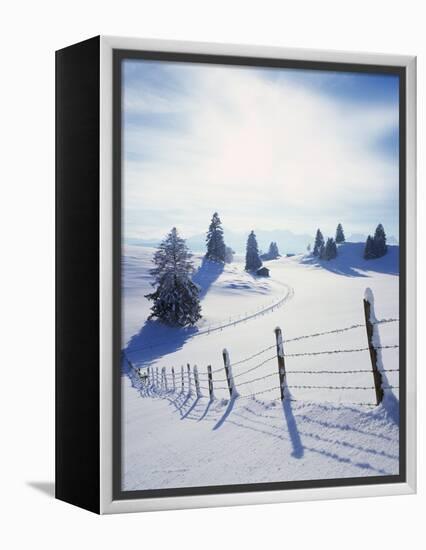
left=121, top=242, right=400, bottom=491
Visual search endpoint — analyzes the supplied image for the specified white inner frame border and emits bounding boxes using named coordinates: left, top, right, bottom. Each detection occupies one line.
left=99, top=35, right=417, bottom=514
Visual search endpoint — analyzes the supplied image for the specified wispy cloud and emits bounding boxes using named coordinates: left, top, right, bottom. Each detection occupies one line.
left=123, top=61, right=399, bottom=241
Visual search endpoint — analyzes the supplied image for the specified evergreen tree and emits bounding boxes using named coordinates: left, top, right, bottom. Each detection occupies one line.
left=324, top=237, right=337, bottom=260
left=267, top=241, right=280, bottom=259
left=145, top=227, right=202, bottom=327
left=313, top=229, right=324, bottom=256
left=373, top=223, right=387, bottom=258
left=261, top=242, right=280, bottom=261
left=205, top=212, right=226, bottom=262
left=307, top=243, right=311, bottom=253
left=364, top=225, right=388, bottom=260
left=364, top=235, right=374, bottom=259
left=272, top=242, right=280, bottom=258
left=335, top=223, right=345, bottom=244
left=245, top=230, right=262, bottom=272
left=319, top=242, right=325, bottom=259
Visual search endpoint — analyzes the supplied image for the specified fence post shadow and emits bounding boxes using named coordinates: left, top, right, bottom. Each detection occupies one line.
left=282, top=393, right=304, bottom=458
left=181, top=395, right=200, bottom=420
left=198, top=398, right=213, bottom=422
left=212, top=396, right=237, bottom=430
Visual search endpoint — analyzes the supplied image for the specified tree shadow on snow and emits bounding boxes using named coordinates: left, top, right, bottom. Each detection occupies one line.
left=123, top=259, right=224, bottom=374
left=124, top=319, right=198, bottom=371
left=192, top=258, right=225, bottom=299
left=300, top=243, right=399, bottom=278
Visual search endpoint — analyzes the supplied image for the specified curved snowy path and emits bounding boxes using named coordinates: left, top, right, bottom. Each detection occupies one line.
left=123, top=249, right=295, bottom=362
left=194, top=280, right=294, bottom=336
left=126, top=280, right=294, bottom=357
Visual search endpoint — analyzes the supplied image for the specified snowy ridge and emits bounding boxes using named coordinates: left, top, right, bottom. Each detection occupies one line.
left=122, top=243, right=400, bottom=490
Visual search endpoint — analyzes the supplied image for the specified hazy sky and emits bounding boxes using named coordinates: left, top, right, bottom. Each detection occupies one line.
left=122, top=59, right=399, bottom=242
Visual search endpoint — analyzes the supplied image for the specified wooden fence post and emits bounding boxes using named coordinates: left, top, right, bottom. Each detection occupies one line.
left=274, top=327, right=286, bottom=401
left=147, top=366, right=151, bottom=385
left=207, top=365, right=214, bottom=400
left=181, top=365, right=184, bottom=393
left=187, top=363, right=192, bottom=395
left=363, top=288, right=384, bottom=405
left=171, top=367, right=176, bottom=392
left=193, top=365, right=201, bottom=397
left=162, top=367, right=168, bottom=391
left=155, top=367, right=159, bottom=389
left=222, top=349, right=238, bottom=398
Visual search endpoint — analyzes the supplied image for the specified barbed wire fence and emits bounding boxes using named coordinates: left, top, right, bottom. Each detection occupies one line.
left=123, top=288, right=399, bottom=408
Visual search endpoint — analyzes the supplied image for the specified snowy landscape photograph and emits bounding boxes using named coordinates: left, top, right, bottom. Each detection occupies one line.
left=118, top=56, right=402, bottom=494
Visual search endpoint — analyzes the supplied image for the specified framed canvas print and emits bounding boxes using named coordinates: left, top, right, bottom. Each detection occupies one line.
left=55, top=36, right=417, bottom=514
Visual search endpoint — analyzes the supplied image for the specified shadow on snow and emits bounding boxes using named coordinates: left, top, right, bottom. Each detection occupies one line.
left=192, top=258, right=225, bottom=299
left=124, top=258, right=224, bottom=370
left=300, top=242, right=399, bottom=278
left=135, top=379, right=397, bottom=476
left=282, top=390, right=304, bottom=458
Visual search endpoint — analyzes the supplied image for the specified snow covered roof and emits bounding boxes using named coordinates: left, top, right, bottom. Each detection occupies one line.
left=256, top=266, right=270, bottom=276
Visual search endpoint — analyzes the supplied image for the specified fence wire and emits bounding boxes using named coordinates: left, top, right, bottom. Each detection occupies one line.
left=284, top=344, right=399, bottom=358
left=123, top=316, right=400, bottom=406
left=227, top=318, right=399, bottom=367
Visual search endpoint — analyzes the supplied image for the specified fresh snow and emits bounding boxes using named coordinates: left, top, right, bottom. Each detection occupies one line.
left=122, top=242, right=399, bottom=491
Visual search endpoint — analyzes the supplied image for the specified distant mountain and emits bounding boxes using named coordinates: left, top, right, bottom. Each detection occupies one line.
left=127, top=229, right=398, bottom=254
left=189, top=228, right=315, bottom=255
left=128, top=228, right=313, bottom=255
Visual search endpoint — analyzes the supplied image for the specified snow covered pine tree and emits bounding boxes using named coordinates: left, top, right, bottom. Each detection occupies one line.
left=145, top=227, right=202, bottom=326
left=373, top=223, right=387, bottom=258
left=205, top=212, right=226, bottom=262
left=260, top=241, right=280, bottom=261
left=269, top=241, right=280, bottom=259
left=313, top=229, right=325, bottom=256
left=364, top=224, right=387, bottom=260
left=335, top=223, right=345, bottom=244
left=245, top=230, right=262, bottom=272
left=324, top=237, right=338, bottom=260
left=364, top=235, right=375, bottom=259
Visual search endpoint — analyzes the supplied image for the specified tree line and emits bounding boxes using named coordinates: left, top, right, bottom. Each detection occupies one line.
left=145, top=212, right=276, bottom=327
left=144, top=216, right=389, bottom=327
left=312, top=223, right=344, bottom=260
left=311, top=223, right=388, bottom=261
